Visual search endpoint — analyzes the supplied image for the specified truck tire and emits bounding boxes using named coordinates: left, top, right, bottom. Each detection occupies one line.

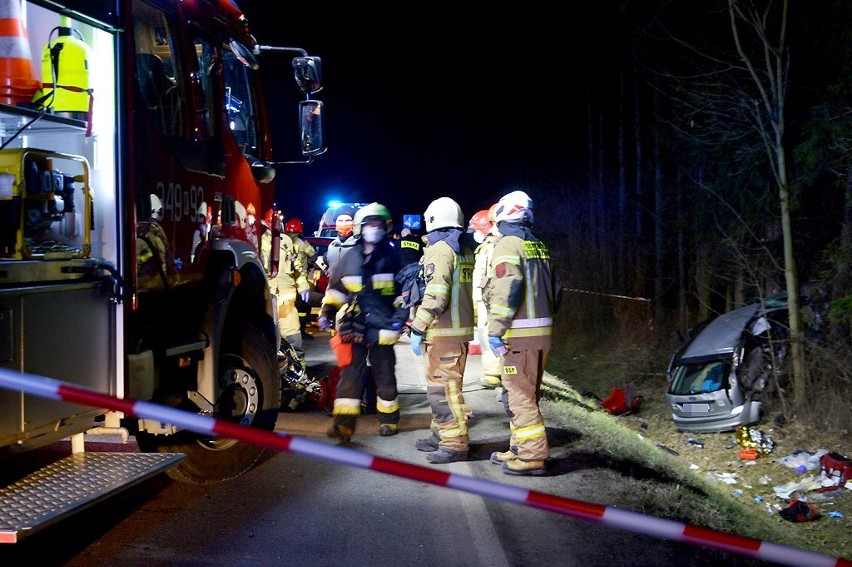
left=138, top=323, right=281, bottom=483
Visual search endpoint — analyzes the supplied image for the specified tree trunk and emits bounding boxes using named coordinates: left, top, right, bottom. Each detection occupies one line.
left=634, top=76, right=644, bottom=239
left=653, top=91, right=665, bottom=321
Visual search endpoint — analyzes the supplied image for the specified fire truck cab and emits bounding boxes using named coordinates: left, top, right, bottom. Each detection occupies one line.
left=0, top=0, right=324, bottom=542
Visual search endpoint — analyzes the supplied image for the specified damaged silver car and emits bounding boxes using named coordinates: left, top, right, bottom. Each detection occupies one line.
left=665, top=295, right=790, bottom=433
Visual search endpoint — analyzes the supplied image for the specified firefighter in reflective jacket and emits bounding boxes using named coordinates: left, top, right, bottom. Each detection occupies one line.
left=409, top=197, right=475, bottom=464
left=285, top=217, right=317, bottom=338
left=318, top=202, right=408, bottom=443
left=262, top=215, right=307, bottom=367
left=483, top=190, right=555, bottom=476
left=469, top=204, right=502, bottom=389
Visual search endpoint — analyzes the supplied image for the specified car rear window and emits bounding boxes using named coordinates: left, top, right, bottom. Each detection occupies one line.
left=669, top=359, right=730, bottom=395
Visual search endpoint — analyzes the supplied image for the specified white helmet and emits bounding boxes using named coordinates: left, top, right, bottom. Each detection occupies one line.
left=494, top=190, right=533, bottom=224
left=150, top=194, right=164, bottom=222
left=424, top=197, right=463, bottom=232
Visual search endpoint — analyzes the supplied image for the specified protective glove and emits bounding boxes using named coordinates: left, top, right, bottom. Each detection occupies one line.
left=317, top=316, right=331, bottom=331
left=300, top=290, right=311, bottom=304
left=410, top=331, right=423, bottom=356
left=488, top=336, right=509, bottom=357
left=389, top=320, right=403, bottom=331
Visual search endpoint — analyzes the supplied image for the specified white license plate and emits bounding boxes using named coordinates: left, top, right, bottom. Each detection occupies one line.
left=683, top=403, right=711, bottom=413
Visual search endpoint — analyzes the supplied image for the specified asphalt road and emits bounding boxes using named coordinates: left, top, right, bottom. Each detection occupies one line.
left=0, top=330, right=773, bottom=566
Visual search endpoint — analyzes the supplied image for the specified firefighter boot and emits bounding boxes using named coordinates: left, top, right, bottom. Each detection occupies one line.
left=426, top=447, right=468, bottom=464
left=415, top=433, right=439, bottom=452
left=490, top=449, right=518, bottom=465
left=502, top=458, right=546, bottom=476
left=378, top=424, right=398, bottom=437
left=327, top=422, right=354, bottom=445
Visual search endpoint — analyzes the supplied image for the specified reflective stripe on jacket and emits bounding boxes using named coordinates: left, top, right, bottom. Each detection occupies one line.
left=483, top=234, right=554, bottom=349
left=411, top=239, right=475, bottom=342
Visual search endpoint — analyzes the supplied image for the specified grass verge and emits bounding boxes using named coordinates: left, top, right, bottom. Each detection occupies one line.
left=537, top=373, right=847, bottom=560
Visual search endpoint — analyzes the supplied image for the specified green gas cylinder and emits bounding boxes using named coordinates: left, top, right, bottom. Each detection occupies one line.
left=34, top=16, right=92, bottom=117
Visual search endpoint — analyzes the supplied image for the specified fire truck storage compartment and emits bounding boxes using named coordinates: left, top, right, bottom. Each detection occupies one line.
left=0, top=148, right=91, bottom=260
left=0, top=277, right=115, bottom=449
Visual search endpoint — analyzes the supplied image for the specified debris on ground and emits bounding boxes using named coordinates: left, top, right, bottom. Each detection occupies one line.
left=779, top=499, right=819, bottom=522
left=735, top=426, right=775, bottom=457
left=776, top=449, right=828, bottom=472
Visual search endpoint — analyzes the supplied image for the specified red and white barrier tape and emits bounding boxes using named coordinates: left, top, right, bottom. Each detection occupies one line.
left=0, top=368, right=847, bottom=567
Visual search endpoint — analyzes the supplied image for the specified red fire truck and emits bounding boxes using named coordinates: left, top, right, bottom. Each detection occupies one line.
left=0, top=0, right=324, bottom=541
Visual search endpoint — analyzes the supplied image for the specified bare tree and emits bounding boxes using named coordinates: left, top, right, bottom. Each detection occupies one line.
left=727, top=0, right=806, bottom=409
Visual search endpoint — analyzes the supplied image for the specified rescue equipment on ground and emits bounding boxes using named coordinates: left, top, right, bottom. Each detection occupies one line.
left=817, top=451, right=852, bottom=489
left=278, top=338, right=321, bottom=412
left=32, top=15, right=93, bottom=133
left=601, top=382, right=641, bottom=415
left=779, top=499, right=818, bottom=522
left=735, top=425, right=775, bottom=457
left=0, top=0, right=41, bottom=105
left=315, top=366, right=341, bottom=413
left=739, top=448, right=758, bottom=460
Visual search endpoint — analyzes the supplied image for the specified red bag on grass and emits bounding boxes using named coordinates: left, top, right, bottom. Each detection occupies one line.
left=818, top=452, right=852, bottom=489
left=601, top=382, right=641, bottom=415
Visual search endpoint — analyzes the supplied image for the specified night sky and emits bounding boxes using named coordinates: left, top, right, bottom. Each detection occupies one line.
left=239, top=2, right=619, bottom=233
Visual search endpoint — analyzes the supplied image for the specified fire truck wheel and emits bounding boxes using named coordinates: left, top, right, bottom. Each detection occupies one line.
left=138, top=323, right=281, bottom=484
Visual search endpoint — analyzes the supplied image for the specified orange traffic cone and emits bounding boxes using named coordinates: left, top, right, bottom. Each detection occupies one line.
left=0, top=0, right=40, bottom=106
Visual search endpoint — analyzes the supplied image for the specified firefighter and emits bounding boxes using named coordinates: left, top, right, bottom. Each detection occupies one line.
left=191, top=201, right=210, bottom=263
left=318, top=202, right=407, bottom=443
left=325, top=212, right=377, bottom=413
left=409, top=197, right=475, bottom=464
left=262, top=214, right=308, bottom=368
left=325, top=213, right=355, bottom=274
left=397, top=227, right=423, bottom=267
left=484, top=190, right=555, bottom=476
left=284, top=217, right=317, bottom=339
left=136, top=193, right=178, bottom=288
left=469, top=204, right=502, bottom=390
left=244, top=202, right=259, bottom=250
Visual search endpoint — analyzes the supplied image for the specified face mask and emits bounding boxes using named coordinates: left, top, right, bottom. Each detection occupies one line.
left=473, top=231, right=485, bottom=244
left=362, top=226, right=385, bottom=243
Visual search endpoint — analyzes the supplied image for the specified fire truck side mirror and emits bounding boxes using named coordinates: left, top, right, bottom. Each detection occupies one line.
left=293, top=56, right=321, bottom=94
left=251, top=162, right=276, bottom=184
left=300, top=100, right=326, bottom=157
left=229, top=39, right=259, bottom=70
left=245, top=154, right=275, bottom=184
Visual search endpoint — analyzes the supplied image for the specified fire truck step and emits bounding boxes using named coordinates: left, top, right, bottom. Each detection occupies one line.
left=0, top=451, right=185, bottom=544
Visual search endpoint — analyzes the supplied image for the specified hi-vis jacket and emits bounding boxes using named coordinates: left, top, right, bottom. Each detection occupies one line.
left=320, top=238, right=406, bottom=346
left=261, top=229, right=306, bottom=296
left=411, top=237, right=475, bottom=343
left=472, top=235, right=497, bottom=307
left=483, top=233, right=554, bottom=349
left=289, top=234, right=316, bottom=295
